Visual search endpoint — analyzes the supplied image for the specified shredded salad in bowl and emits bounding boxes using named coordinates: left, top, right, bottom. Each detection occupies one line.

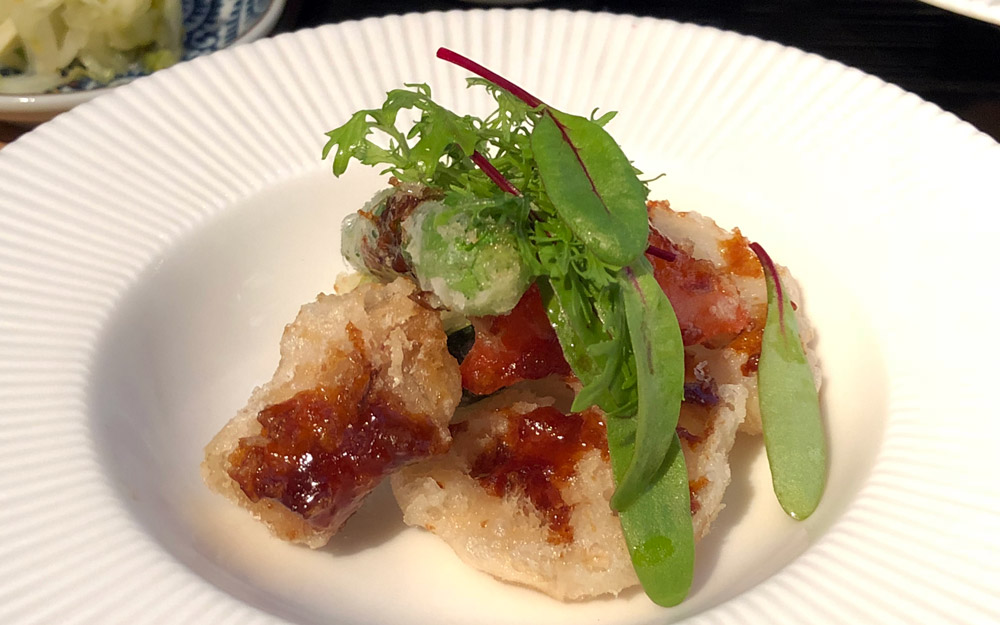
left=0, top=0, right=182, bottom=94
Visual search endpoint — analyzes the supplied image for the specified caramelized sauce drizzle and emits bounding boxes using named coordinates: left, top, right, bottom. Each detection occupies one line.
left=228, top=359, right=446, bottom=531
left=469, top=406, right=607, bottom=544
left=645, top=229, right=752, bottom=348
left=360, top=185, right=438, bottom=276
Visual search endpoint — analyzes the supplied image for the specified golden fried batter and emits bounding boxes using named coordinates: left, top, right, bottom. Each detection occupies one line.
left=203, top=278, right=461, bottom=547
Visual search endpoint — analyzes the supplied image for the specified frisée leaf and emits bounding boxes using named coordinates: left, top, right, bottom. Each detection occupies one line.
left=322, top=83, right=480, bottom=187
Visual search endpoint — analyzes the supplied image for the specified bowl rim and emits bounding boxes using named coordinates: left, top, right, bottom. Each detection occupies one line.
left=0, top=0, right=287, bottom=124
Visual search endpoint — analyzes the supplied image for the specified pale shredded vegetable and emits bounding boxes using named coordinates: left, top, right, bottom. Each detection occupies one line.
left=0, top=0, right=182, bottom=94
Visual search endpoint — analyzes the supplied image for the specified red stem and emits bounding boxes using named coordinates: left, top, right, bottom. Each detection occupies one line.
left=645, top=244, right=676, bottom=262
left=749, top=242, right=785, bottom=330
left=471, top=151, right=522, bottom=197
left=436, top=47, right=543, bottom=108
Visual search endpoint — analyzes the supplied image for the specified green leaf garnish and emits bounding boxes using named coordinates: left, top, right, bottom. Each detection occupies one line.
left=531, top=109, right=650, bottom=267
left=751, top=242, right=827, bottom=520
left=540, top=269, right=693, bottom=608
left=321, top=83, right=480, bottom=187
left=611, top=258, right=685, bottom=511
left=606, top=425, right=694, bottom=607
left=539, top=275, right=637, bottom=419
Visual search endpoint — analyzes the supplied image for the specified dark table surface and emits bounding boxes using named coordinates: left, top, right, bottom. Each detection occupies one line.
left=278, top=0, right=1000, bottom=142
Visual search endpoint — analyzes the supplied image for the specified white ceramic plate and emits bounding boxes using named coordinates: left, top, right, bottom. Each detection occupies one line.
left=917, top=0, right=1000, bottom=25
left=1, top=9, right=998, bottom=625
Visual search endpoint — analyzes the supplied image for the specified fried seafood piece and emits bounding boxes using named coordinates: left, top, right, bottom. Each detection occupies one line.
left=390, top=377, right=747, bottom=600
left=647, top=200, right=820, bottom=435
left=202, top=278, right=461, bottom=548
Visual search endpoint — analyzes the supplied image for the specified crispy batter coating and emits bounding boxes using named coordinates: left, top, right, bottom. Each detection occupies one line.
left=648, top=201, right=820, bottom=435
left=202, top=197, right=822, bottom=602
left=392, top=204, right=822, bottom=600
left=391, top=376, right=749, bottom=600
left=203, top=278, right=461, bottom=547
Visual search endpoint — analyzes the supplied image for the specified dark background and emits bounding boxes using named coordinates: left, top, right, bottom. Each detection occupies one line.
left=277, top=0, right=1000, bottom=141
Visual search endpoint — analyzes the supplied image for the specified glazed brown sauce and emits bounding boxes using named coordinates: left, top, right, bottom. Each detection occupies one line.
left=719, top=229, right=763, bottom=278
left=645, top=229, right=751, bottom=347
left=469, top=406, right=607, bottom=544
left=460, top=285, right=571, bottom=396
left=228, top=374, right=446, bottom=532
left=689, top=476, right=709, bottom=515
left=729, top=322, right=764, bottom=375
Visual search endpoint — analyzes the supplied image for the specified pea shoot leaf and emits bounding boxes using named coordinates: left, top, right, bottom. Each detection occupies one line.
left=751, top=243, right=827, bottom=520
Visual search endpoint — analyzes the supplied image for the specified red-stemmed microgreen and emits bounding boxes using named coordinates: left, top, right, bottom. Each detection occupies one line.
left=436, top=47, right=650, bottom=267
left=436, top=47, right=543, bottom=108
left=646, top=244, right=677, bottom=262
left=749, top=242, right=785, bottom=328
left=612, top=259, right=685, bottom=512
left=749, top=242, right=827, bottom=520
left=470, top=150, right=521, bottom=197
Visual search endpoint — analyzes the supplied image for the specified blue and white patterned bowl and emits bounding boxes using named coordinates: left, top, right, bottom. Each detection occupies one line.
left=183, top=0, right=282, bottom=59
left=0, top=0, right=286, bottom=124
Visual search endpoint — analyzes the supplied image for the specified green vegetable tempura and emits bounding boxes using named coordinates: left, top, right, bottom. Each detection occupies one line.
left=404, top=200, right=531, bottom=316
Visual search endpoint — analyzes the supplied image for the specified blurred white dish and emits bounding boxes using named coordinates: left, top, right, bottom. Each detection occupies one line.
left=1, top=9, right=999, bottom=625
left=0, top=0, right=285, bottom=124
left=918, top=0, right=1000, bottom=24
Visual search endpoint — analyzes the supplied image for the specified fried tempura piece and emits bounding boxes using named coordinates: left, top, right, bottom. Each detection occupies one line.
left=203, top=278, right=461, bottom=548
left=390, top=376, right=747, bottom=600
left=648, top=201, right=820, bottom=435
left=680, top=383, right=749, bottom=539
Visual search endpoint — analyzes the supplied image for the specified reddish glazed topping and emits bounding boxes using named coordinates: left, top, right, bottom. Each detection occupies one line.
left=731, top=325, right=764, bottom=375
left=719, top=229, right=764, bottom=278
left=460, top=284, right=571, bottom=395
left=228, top=374, right=447, bottom=532
left=469, top=406, right=608, bottom=544
left=645, top=228, right=751, bottom=347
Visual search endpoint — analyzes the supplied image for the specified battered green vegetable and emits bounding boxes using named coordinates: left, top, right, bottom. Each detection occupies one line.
left=403, top=199, right=531, bottom=316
